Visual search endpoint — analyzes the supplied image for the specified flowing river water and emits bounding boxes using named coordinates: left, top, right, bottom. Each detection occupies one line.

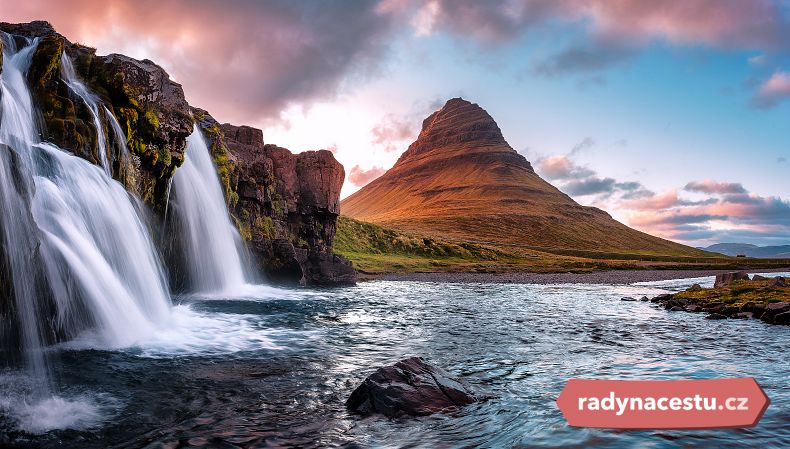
left=1, top=274, right=788, bottom=448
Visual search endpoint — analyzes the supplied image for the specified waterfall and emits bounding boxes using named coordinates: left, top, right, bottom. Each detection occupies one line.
left=171, top=125, right=249, bottom=293
left=0, top=35, right=172, bottom=384
left=60, top=53, right=111, bottom=173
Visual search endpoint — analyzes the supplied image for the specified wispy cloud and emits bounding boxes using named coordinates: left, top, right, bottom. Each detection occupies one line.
left=624, top=180, right=790, bottom=245
left=684, top=180, right=747, bottom=195
left=371, top=114, right=415, bottom=152
left=348, top=164, right=386, bottom=186
left=752, top=71, right=790, bottom=108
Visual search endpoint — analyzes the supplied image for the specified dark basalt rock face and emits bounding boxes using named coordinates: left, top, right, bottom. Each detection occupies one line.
left=0, top=20, right=192, bottom=210
left=195, top=110, right=356, bottom=286
left=346, top=357, right=478, bottom=418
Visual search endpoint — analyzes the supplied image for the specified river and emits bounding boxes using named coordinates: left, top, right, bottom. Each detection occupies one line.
left=1, top=274, right=788, bottom=448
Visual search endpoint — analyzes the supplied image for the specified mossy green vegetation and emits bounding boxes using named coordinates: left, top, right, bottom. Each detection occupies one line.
left=27, top=36, right=64, bottom=88
left=336, top=216, right=790, bottom=275
left=674, top=279, right=790, bottom=308
left=200, top=123, right=234, bottom=206
left=335, top=216, right=530, bottom=273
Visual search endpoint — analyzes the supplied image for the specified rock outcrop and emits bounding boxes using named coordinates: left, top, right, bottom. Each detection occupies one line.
left=650, top=276, right=790, bottom=325
left=714, top=271, right=750, bottom=288
left=346, top=357, right=478, bottom=418
left=195, top=111, right=356, bottom=286
left=341, top=98, right=705, bottom=257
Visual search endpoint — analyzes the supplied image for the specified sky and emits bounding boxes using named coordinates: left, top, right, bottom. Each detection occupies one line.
left=2, top=0, right=790, bottom=247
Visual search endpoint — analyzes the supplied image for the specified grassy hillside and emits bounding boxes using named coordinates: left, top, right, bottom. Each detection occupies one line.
left=334, top=216, right=790, bottom=275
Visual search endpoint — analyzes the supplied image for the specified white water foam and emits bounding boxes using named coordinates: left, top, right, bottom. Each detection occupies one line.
left=58, top=305, right=292, bottom=357
left=0, top=371, right=119, bottom=434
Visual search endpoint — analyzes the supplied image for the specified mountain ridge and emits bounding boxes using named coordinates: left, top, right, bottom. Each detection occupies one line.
left=341, top=98, right=705, bottom=257
left=703, top=243, right=790, bottom=259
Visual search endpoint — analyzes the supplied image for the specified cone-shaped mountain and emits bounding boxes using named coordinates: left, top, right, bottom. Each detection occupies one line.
left=341, top=98, right=700, bottom=255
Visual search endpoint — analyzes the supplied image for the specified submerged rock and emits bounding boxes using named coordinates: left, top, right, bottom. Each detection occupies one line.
left=346, top=357, right=477, bottom=418
left=651, top=294, right=672, bottom=303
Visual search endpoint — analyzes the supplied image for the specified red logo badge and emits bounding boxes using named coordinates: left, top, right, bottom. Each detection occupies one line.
left=556, top=378, right=770, bottom=429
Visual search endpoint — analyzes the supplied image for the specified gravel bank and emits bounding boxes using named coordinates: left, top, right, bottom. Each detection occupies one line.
left=361, top=268, right=790, bottom=285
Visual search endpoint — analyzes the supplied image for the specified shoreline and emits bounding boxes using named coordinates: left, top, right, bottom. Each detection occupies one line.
left=359, top=267, right=790, bottom=285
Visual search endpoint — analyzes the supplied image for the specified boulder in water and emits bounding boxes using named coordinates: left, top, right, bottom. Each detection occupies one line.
left=774, top=311, right=790, bottom=325
left=346, top=357, right=477, bottom=418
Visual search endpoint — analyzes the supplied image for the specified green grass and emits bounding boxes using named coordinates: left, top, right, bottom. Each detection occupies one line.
left=334, top=215, right=790, bottom=275
left=674, top=279, right=790, bottom=308
left=334, top=216, right=522, bottom=273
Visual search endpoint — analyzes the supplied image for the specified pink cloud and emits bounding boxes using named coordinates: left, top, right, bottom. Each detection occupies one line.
left=620, top=185, right=790, bottom=245
left=684, top=180, right=747, bottom=195
left=348, top=165, right=386, bottom=186
left=2, top=0, right=398, bottom=124
left=621, top=190, right=680, bottom=211
left=535, top=155, right=594, bottom=180
left=401, top=0, right=790, bottom=50
left=753, top=71, right=790, bottom=108
left=371, top=115, right=414, bottom=152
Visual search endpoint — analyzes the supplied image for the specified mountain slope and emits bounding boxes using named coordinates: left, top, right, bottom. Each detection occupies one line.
left=341, top=98, right=705, bottom=257
left=704, top=243, right=790, bottom=258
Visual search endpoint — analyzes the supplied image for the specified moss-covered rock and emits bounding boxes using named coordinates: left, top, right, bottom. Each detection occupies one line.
left=87, top=54, right=192, bottom=209
left=653, top=276, right=790, bottom=325
left=0, top=21, right=192, bottom=211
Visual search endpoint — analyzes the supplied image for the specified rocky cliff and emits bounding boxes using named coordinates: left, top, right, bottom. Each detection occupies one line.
left=194, top=110, right=355, bottom=285
left=342, top=98, right=704, bottom=257
left=0, top=21, right=354, bottom=285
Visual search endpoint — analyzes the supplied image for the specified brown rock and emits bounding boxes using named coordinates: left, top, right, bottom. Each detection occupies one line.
left=198, top=116, right=355, bottom=286
left=651, top=294, right=673, bottom=303
left=774, top=311, right=790, bottom=325
left=768, top=276, right=787, bottom=287
left=714, top=271, right=750, bottom=288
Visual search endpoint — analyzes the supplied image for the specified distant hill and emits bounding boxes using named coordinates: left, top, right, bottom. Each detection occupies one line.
left=703, top=243, right=790, bottom=258
left=341, top=98, right=707, bottom=257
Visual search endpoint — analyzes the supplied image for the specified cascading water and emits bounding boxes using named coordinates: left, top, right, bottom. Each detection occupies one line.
left=0, top=35, right=50, bottom=389
left=59, top=53, right=111, bottom=173
left=170, top=125, right=249, bottom=293
left=0, top=35, right=173, bottom=380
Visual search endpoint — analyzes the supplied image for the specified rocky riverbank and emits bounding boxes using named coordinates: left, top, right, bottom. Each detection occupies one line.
left=649, top=271, right=790, bottom=325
